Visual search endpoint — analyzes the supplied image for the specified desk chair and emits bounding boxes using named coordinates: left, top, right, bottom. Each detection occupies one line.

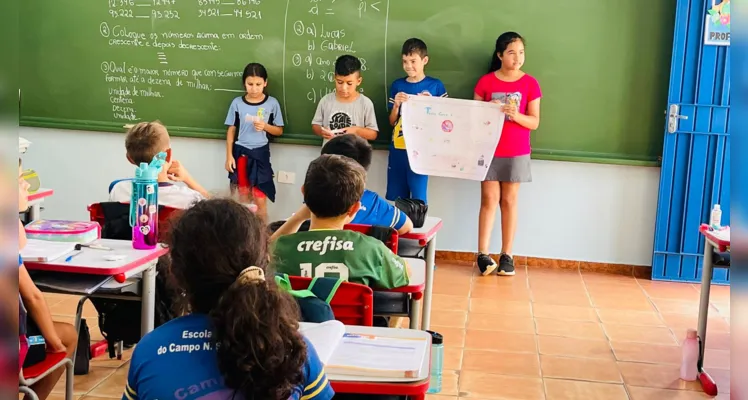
left=19, top=352, right=73, bottom=400
left=344, top=223, right=399, bottom=254
left=88, top=202, right=180, bottom=242
left=343, top=224, right=425, bottom=328
left=86, top=202, right=178, bottom=359
left=287, top=276, right=374, bottom=326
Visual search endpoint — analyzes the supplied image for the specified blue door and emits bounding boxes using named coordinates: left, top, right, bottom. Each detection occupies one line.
left=652, top=0, right=730, bottom=284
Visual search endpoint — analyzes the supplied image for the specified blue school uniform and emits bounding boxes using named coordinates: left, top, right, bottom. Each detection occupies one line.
left=225, top=95, right=282, bottom=201
left=386, top=76, right=447, bottom=203
left=352, top=189, right=408, bottom=231
left=123, top=313, right=333, bottom=400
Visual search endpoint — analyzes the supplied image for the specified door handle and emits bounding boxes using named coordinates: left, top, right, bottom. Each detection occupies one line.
left=667, top=104, right=688, bottom=133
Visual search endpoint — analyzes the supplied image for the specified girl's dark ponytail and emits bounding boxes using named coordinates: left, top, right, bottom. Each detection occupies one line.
left=489, top=32, right=525, bottom=72
left=168, top=199, right=307, bottom=400
left=211, top=269, right=306, bottom=400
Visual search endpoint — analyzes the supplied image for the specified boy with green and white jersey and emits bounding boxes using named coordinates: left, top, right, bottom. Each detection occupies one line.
left=271, top=154, right=410, bottom=289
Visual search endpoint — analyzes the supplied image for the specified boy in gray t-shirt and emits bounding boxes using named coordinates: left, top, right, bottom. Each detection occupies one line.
left=312, top=55, right=379, bottom=145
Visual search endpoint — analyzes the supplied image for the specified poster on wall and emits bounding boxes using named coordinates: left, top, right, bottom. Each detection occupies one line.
left=400, top=96, right=504, bottom=181
left=704, top=0, right=730, bottom=45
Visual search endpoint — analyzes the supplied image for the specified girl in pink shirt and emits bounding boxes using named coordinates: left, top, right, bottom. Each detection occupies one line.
left=473, top=32, right=542, bottom=277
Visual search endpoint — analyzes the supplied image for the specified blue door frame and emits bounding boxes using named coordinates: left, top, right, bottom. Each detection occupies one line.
left=652, top=0, right=730, bottom=284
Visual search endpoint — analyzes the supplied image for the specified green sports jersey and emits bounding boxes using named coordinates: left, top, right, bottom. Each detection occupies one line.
left=271, top=229, right=410, bottom=289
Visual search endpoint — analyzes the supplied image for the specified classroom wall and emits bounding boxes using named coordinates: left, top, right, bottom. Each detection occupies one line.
left=20, top=127, right=661, bottom=266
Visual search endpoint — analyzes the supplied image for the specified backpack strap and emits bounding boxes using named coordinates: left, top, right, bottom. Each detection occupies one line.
left=274, top=274, right=317, bottom=299
left=307, top=277, right=343, bottom=304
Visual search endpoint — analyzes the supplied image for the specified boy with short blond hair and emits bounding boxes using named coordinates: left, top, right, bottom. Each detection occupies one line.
left=109, top=121, right=209, bottom=209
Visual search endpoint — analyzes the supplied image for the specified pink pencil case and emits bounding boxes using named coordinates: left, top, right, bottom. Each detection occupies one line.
left=25, top=220, right=101, bottom=243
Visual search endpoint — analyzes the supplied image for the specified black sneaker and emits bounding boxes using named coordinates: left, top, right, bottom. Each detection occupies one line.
left=498, top=253, right=516, bottom=276
left=477, top=253, right=498, bottom=276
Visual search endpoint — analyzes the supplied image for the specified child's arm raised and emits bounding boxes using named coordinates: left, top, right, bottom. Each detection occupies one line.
left=256, top=100, right=285, bottom=137
left=168, top=161, right=210, bottom=199
left=502, top=99, right=541, bottom=130
left=269, top=204, right=311, bottom=242
left=254, top=119, right=283, bottom=136
left=388, top=92, right=408, bottom=126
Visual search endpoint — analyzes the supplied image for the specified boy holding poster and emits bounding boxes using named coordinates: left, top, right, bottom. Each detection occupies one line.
left=387, top=38, right=447, bottom=203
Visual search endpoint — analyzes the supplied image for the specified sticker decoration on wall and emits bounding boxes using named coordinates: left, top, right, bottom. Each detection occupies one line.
left=704, top=0, right=730, bottom=46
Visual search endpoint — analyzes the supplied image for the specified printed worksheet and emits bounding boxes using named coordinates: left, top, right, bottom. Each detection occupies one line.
left=401, top=96, right=504, bottom=181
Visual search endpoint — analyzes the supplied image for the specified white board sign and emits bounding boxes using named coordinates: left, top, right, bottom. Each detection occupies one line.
left=401, top=95, right=504, bottom=181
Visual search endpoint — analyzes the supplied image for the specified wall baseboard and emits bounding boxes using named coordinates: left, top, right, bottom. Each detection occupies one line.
left=436, top=251, right=653, bottom=279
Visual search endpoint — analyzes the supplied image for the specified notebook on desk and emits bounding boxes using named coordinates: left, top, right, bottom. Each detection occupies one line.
left=21, top=239, right=76, bottom=262
left=300, top=321, right=428, bottom=379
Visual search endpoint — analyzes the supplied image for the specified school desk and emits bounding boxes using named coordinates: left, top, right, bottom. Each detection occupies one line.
left=26, top=188, right=54, bottom=222
left=300, top=323, right=431, bottom=399
left=697, top=223, right=730, bottom=393
left=24, top=239, right=167, bottom=338
left=400, top=216, right=443, bottom=330
left=379, top=258, right=426, bottom=329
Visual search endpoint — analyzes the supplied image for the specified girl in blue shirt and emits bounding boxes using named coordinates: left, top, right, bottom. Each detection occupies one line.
left=124, top=199, right=333, bottom=400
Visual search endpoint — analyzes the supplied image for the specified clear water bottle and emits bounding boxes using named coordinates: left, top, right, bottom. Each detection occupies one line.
left=130, top=152, right=165, bottom=250
left=426, top=330, right=444, bottom=394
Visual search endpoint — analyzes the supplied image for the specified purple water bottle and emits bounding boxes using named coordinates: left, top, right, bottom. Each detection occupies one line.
left=129, top=153, right=166, bottom=249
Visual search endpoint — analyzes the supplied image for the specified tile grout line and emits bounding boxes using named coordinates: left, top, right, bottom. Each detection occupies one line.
left=524, top=264, right=549, bottom=399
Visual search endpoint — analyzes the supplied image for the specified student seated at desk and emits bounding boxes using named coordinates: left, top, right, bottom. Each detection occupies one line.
left=322, top=135, right=413, bottom=235
left=268, top=134, right=413, bottom=235
left=124, top=199, right=333, bottom=400
left=109, top=121, right=209, bottom=209
left=271, top=154, right=411, bottom=290
left=18, top=160, right=77, bottom=400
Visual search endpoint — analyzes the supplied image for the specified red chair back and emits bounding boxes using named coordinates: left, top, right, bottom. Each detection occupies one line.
left=343, top=223, right=399, bottom=254
left=87, top=202, right=181, bottom=242
left=287, top=276, right=374, bottom=326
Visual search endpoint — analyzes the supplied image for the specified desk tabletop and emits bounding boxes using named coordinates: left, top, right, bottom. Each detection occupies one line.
left=28, top=188, right=54, bottom=202
left=300, top=323, right=431, bottom=383
left=24, top=239, right=168, bottom=275
left=400, top=216, right=443, bottom=244
left=699, top=224, right=730, bottom=251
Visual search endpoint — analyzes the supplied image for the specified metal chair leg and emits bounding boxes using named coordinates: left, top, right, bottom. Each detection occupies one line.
left=65, top=358, right=74, bottom=400
left=19, top=386, right=40, bottom=400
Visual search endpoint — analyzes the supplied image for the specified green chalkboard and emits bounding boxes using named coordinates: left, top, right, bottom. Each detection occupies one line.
left=20, top=0, right=675, bottom=165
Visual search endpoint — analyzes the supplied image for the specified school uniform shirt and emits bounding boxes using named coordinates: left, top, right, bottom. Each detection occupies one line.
left=388, top=76, right=448, bottom=150
left=272, top=230, right=410, bottom=289
left=474, top=73, right=542, bottom=157
left=123, top=313, right=333, bottom=400
left=110, top=181, right=204, bottom=210
left=225, top=95, right=284, bottom=150
left=311, top=93, right=379, bottom=145
left=352, top=189, right=408, bottom=231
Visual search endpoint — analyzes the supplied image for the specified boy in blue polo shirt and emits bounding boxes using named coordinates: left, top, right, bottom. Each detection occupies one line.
left=387, top=38, right=447, bottom=203
left=322, top=134, right=413, bottom=234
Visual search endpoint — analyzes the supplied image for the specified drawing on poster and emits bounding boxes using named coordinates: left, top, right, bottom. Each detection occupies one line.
left=401, top=95, right=505, bottom=181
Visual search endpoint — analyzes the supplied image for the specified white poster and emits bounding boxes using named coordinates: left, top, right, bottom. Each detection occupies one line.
left=401, top=95, right=504, bottom=181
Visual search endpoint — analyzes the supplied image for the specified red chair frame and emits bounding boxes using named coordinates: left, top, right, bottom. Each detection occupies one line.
left=287, top=276, right=374, bottom=326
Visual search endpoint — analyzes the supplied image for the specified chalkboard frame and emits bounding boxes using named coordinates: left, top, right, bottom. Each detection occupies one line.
left=19, top=116, right=662, bottom=166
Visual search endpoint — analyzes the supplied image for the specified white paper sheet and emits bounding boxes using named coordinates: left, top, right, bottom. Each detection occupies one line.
left=401, top=96, right=505, bottom=181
